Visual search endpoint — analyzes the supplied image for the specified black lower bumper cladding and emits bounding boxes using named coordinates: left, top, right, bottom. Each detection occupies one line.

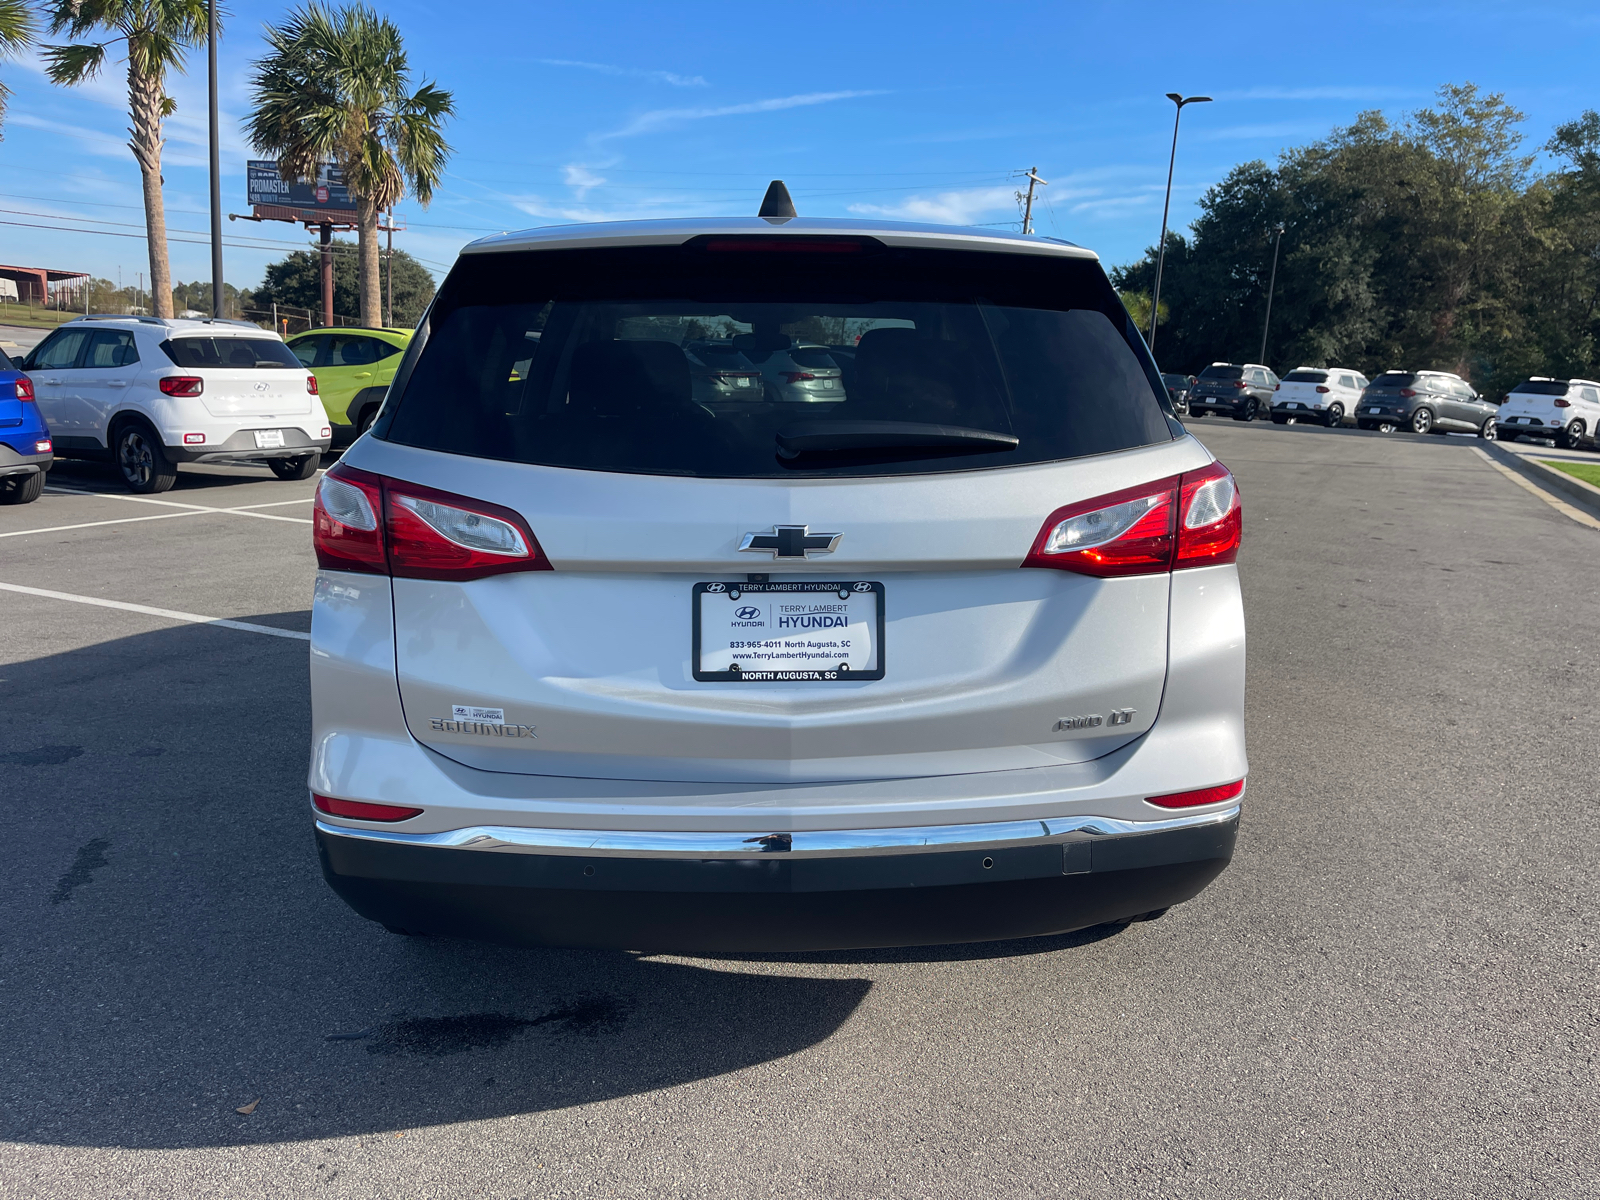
left=317, top=814, right=1239, bottom=952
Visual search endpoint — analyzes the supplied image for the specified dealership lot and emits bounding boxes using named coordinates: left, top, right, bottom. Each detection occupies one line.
left=2, top=425, right=1596, bottom=1198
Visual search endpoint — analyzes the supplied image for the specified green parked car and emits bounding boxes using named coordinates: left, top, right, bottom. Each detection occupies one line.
left=287, top=327, right=412, bottom=444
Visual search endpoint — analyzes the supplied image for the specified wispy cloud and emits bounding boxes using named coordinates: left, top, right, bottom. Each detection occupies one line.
left=594, top=89, right=888, bottom=142
left=7, top=113, right=129, bottom=159
left=540, top=59, right=708, bottom=87
left=847, top=185, right=1019, bottom=227
left=560, top=163, right=608, bottom=200
left=1195, top=122, right=1328, bottom=142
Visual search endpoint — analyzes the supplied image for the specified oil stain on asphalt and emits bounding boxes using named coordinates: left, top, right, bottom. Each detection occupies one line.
left=49, top=838, right=110, bottom=905
left=360, top=997, right=634, bottom=1057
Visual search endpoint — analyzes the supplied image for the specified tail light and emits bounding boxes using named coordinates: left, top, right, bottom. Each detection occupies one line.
left=35, top=438, right=52, bottom=454
left=1554, top=398, right=1571, bottom=408
left=1024, top=460, right=1240, bottom=577
left=1232, top=380, right=1248, bottom=388
left=160, top=375, right=204, bottom=397
left=312, top=793, right=423, bottom=822
left=781, top=372, right=817, bottom=383
left=1398, top=388, right=1416, bottom=397
left=1273, top=383, right=1280, bottom=391
left=13, top=376, right=33, bottom=401
left=1147, top=780, right=1244, bottom=809
left=307, top=375, right=319, bottom=395
left=1315, top=385, right=1330, bottom=393
left=313, top=461, right=551, bottom=581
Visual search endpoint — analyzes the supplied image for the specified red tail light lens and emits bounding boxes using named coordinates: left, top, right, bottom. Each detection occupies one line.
left=1175, top=460, right=1242, bottom=568
left=781, top=372, right=817, bottom=383
left=1232, top=380, right=1248, bottom=388
left=1554, top=398, right=1571, bottom=408
left=312, top=462, right=551, bottom=580
left=160, top=376, right=204, bottom=397
left=1146, top=779, right=1244, bottom=809
left=1398, top=388, right=1416, bottom=397
left=1315, top=385, right=1330, bottom=393
left=1023, top=477, right=1179, bottom=577
left=306, top=375, right=319, bottom=395
left=386, top=479, right=547, bottom=581
left=313, top=793, right=423, bottom=822
left=13, top=376, right=33, bottom=401
left=1025, top=461, right=1240, bottom=577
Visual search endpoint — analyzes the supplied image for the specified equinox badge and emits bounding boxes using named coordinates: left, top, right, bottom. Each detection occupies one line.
left=738, top=525, right=841, bottom=559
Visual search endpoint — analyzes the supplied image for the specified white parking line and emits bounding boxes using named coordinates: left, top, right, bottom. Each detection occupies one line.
left=40, top=486, right=314, bottom=524
left=0, top=510, right=211, bottom=539
left=1471, top=447, right=1600, bottom=532
left=0, top=581, right=311, bottom=641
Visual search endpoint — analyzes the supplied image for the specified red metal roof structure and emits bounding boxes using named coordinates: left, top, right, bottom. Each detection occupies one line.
left=0, top=265, right=91, bottom=305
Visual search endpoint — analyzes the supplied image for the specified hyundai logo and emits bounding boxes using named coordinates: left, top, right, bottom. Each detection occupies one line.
left=253, top=381, right=270, bottom=392
left=735, top=605, right=761, bottom=619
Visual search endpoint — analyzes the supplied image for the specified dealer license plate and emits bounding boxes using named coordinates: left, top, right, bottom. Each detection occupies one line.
left=254, top=429, right=286, bottom=449
left=693, top=581, right=884, bottom=682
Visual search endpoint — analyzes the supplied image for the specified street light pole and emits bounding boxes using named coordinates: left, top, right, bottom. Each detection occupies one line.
left=1148, top=92, right=1211, bottom=354
left=1259, top=223, right=1285, bottom=366
left=207, top=0, right=223, bottom=318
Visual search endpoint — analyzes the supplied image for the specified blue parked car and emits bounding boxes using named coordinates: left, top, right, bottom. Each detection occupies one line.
left=1, top=346, right=52, bottom=504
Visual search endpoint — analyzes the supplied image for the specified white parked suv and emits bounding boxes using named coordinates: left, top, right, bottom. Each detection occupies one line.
left=1497, top=377, right=1600, bottom=450
left=307, top=209, right=1248, bottom=952
left=21, top=316, right=332, bottom=493
left=1272, top=366, right=1368, bottom=427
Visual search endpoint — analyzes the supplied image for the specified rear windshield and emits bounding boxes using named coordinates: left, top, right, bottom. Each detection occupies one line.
left=1509, top=380, right=1569, bottom=396
left=382, top=242, right=1174, bottom=478
left=1282, top=370, right=1327, bottom=383
left=162, top=336, right=301, bottom=369
left=1160, top=373, right=1188, bottom=387
left=1197, top=365, right=1243, bottom=380
left=1370, top=372, right=1417, bottom=387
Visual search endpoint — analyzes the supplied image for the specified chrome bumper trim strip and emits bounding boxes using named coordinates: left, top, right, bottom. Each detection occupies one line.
left=313, top=803, right=1242, bottom=860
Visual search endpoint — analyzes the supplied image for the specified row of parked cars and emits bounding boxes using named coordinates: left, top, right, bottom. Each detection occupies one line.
left=0, top=316, right=414, bottom=502
left=1161, top=362, right=1600, bottom=448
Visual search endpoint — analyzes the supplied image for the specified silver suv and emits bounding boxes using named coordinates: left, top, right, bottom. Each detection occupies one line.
left=308, top=214, right=1248, bottom=952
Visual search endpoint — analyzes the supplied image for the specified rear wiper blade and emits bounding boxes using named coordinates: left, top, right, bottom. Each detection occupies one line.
left=776, top=420, right=1018, bottom=460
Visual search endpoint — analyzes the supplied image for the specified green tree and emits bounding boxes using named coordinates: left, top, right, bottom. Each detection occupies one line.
left=1117, top=290, right=1166, bottom=335
left=41, top=0, right=214, bottom=320
left=0, top=0, right=37, bottom=138
left=250, top=241, right=435, bottom=329
left=246, top=3, right=453, bottom=328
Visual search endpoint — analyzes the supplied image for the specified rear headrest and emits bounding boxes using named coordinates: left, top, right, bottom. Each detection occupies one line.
left=569, top=340, right=691, bottom=417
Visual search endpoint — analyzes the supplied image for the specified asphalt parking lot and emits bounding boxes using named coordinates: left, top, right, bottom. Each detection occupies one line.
left=2, top=423, right=1597, bottom=1199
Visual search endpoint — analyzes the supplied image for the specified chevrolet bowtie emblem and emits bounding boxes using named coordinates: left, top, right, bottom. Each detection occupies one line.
left=738, top=525, right=841, bottom=559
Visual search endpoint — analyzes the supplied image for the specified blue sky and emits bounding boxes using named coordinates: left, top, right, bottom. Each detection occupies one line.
left=3, top=0, right=1599, bottom=292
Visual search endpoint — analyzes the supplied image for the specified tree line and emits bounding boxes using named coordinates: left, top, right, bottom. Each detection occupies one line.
left=1114, top=84, right=1600, bottom=396
left=0, top=1, right=452, bottom=326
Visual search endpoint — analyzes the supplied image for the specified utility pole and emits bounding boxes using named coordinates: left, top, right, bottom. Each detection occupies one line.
left=1018, top=168, right=1048, bottom=235
left=1259, top=223, right=1286, bottom=366
left=1149, top=93, right=1212, bottom=355
left=207, top=0, right=223, bottom=319
left=319, top=222, right=334, bottom=327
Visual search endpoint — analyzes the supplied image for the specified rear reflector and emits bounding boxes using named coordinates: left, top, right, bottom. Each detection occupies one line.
left=183, top=432, right=205, bottom=445
left=35, top=439, right=51, bottom=454
left=313, top=462, right=551, bottom=580
left=1024, top=459, right=1241, bottom=577
left=1146, top=780, right=1244, bottom=809
left=312, top=793, right=423, bottom=822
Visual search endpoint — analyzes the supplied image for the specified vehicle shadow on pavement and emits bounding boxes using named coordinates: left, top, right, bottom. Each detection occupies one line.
left=0, top=618, right=870, bottom=1150
left=43, top=457, right=328, bottom=495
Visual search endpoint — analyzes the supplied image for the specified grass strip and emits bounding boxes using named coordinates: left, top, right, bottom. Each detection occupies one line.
left=1542, top=459, right=1600, bottom=489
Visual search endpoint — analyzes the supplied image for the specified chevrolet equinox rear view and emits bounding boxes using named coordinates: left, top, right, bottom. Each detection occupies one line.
left=308, top=214, right=1247, bottom=952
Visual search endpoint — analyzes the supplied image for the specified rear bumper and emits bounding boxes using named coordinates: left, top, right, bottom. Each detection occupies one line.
left=165, top=426, right=331, bottom=463
left=0, top=442, right=52, bottom=477
left=315, top=808, right=1239, bottom=951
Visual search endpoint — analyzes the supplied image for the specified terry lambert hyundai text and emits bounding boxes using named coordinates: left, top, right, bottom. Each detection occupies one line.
left=307, top=195, right=1247, bottom=952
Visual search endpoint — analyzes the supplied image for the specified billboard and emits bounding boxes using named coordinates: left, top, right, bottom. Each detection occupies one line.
left=247, top=160, right=354, bottom=216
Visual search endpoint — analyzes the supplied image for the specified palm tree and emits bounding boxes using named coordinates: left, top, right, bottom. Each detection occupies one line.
left=0, top=0, right=38, bottom=139
left=247, top=4, right=452, bottom=328
left=41, top=1, right=212, bottom=320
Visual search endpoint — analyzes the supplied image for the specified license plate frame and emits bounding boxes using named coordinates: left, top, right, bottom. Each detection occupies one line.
left=693, top=581, right=885, bottom=683
left=253, top=429, right=287, bottom=449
